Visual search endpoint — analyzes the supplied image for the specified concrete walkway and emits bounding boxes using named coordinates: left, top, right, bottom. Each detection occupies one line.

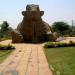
left=0, top=40, right=52, bottom=75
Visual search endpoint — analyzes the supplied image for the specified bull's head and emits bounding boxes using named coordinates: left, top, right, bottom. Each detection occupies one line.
left=22, top=4, right=44, bottom=20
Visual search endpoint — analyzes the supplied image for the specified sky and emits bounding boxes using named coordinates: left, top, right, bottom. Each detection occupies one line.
left=0, top=0, right=75, bottom=28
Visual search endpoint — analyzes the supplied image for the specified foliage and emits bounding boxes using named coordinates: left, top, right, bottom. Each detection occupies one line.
left=69, top=26, right=75, bottom=36
left=0, top=44, right=15, bottom=50
left=68, top=41, right=75, bottom=46
left=44, top=41, right=75, bottom=48
left=0, top=21, right=9, bottom=32
left=0, top=50, right=13, bottom=63
left=57, top=42, right=68, bottom=47
left=44, top=42, right=55, bottom=48
left=0, top=21, right=12, bottom=39
left=0, top=36, right=12, bottom=41
left=52, top=22, right=70, bottom=35
left=44, top=47, right=75, bottom=75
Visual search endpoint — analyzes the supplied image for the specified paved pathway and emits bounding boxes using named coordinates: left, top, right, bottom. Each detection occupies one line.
left=0, top=40, right=52, bottom=75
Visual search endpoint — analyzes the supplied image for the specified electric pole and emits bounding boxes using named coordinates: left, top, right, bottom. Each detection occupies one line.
left=72, top=20, right=74, bottom=32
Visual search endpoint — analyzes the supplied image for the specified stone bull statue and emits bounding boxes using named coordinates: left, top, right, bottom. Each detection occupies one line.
left=11, top=4, right=57, bottom=43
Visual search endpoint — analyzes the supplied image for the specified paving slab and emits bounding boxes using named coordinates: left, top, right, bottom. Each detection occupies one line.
left=0, top=40, right=52, bottom=75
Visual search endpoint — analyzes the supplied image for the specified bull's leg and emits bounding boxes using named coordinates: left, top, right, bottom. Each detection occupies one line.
left=11, top=30, right=24, bottom=43
left=46, top=32, right=57, bottom=41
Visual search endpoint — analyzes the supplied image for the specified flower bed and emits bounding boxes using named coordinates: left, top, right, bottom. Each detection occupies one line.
left=0, top=44, right=15, bottom=50
left=44, top=41, right=75, bottom=48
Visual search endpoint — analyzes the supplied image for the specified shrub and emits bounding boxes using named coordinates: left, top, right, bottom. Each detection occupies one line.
left=44, top=42, right=55, bottom=48
left=57, top=42, right=68, bottom=47
left=1, top=37, right=12, bottom=41
left=0, top=36, right=12, bottom=41
left=0, top=44, right=15, bottom=50
left=44, top=41, right=75, bottom=48
left=68, top=41, right=75, bottom=46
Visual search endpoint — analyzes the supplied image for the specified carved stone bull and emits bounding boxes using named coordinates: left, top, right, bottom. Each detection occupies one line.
left=11, top=4, right=56, bottom=43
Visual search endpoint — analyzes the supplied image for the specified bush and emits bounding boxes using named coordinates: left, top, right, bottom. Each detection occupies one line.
left=57, top=42, right=68, bottom=47
left=68, top=41, right=75, bottom=46
left=44, top=42, right=55, bottom=48
left=1, top=36, right=12, bottom=40
left=44, top=41, right=75, bottom=48
left=0, top=36, right=12, bottom=42
left=0, top=44, right=15, bottom=50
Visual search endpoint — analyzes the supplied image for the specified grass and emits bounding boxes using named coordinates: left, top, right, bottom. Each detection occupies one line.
left=0, top=36, right=12, bottom=41
left=44, top=47, right=75, bottom=75
left=0, top=50, right=12, bottom=63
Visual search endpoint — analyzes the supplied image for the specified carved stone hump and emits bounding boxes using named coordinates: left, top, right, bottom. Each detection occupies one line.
left=22, top=4, right=44, bottom=19
left=12, top=4, right=56, bottom=43
left=26, top=4, right=40, bottom=11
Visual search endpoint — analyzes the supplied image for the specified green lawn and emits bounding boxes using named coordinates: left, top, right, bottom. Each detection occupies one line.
left=44, top=47, right=75, bottom=75
left=0, top=50, right=12, bottom=63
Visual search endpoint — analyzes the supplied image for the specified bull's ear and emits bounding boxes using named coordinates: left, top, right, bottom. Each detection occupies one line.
left=40, top=11, right=44, bottom=16
left=22, top=11, right=26, bottom=16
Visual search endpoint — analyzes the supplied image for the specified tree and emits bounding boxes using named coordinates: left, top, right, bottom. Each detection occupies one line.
left=0, top=21, right=9, bottom=32
left=0, top=21, right=10, bottom=38
left=52, top=22, right=70, bottom=35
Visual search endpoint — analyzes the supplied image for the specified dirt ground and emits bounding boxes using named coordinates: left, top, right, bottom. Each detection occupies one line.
left=60, top=37, right=75, bottom=43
